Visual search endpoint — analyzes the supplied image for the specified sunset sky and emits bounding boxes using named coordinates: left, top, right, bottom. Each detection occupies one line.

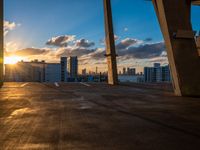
left=3, top=0, right=200, bottom=73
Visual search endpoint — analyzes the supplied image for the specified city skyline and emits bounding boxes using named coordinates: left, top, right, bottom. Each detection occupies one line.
left=3, top=0, right=200, bottom=73
left=4, top=55, right=170, bottom=84
left=4, top=57, right=169, bottom=76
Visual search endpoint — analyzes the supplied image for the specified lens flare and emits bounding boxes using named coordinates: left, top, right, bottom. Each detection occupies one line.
left=4, top=56, right=22, bottom=64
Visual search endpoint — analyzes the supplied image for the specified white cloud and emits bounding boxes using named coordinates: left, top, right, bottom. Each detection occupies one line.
left=124, top=27, right=128, bottom=32
left=46, top=35, right=76, bottom=47
left=116, top=38, right=141, bottom=50
left=114, top=35, right=120, bottom=41
left=4, top=20, right=20, bottom=36
left=4, top=41, right=20, bottom=52
left=7, top=34, right=168, bottom=71
left=75, top=39, right=95, bottom=48
left=100, top=35, right=120, bottom=45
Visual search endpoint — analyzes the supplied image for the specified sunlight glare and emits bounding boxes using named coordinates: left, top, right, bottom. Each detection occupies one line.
left=4, top=56, right=22, bottom=64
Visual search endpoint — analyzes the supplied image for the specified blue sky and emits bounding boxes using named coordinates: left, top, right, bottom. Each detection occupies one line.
left=4, top=0, right=105, bottom=48
left=3, top=0, right=200, bottom=72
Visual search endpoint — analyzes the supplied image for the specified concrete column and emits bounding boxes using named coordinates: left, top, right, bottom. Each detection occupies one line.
left=0, top=0, right=3, bottom=87
left=196, top=36, right=200, bottom=55
left=103, top=0, right=118, bottom=85
left=153, top=0, right=200, bottom=96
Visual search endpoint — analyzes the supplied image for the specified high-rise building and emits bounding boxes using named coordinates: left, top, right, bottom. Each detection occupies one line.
left=123, top=68, right=126, bottom=75
left=154, top=63, right=161, bottom=68
left=127, top=68, right=136, bottom=75
left=127, top=68, right=130, bottom=75
left=82, top=68, right=87, bottom=75
left=144, top=63, right=171, bottom=83
left=161, top=65, right=171, bottom=82
left=61, top=57, right=68, bottom=82
left=45, top=63, right=61, bottom=82
left=69, top=56, right=78, bottom=78
left=122, top=67, right=135, bottom=75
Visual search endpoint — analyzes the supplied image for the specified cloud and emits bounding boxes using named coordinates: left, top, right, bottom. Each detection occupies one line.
left=86, top=48, right=105, bottom=60
left=146, top=56, right=169, bottom=66
left=148, top=57, right=168, bottom=63
left=160, top=51, right=167, bottom=57
left=99, top=35, right=120, bottom=45
left=114, top=35, right=120, bottom=41
left=4, top=20, right=20, bottom=36
left=78, top=48, right=107, bottom=66
left=87, top=40, right=166, bottom=61
left=75, top=39, right=95, bottom=48
left=55, top=46, right=95, bottom=58
left=6, top=48, right=49, bottom=57
left=124, top=28, right=128, bottom=32
left=8, top=34, right=167, bottom=69
left=4, top=41, right=19, bottom=52
left=144, top=38, right=153, bottom=42
left=46, top=35, right=76, bottom=47
left=118, top=42, right=166, bottom=59
left=116, top=38, right=140, bottom=50
left=54, top=37, right=165, bottom=63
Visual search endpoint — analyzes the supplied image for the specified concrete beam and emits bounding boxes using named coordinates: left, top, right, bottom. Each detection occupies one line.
left=197, top=36, right=200, bottom=55
left=103, top=0, right=118, bottom=85
left=153, top=0, right=200, bottom=96
left=192, top=0, right=200, bottom=5
left=0, top=0, right=3, bottom=87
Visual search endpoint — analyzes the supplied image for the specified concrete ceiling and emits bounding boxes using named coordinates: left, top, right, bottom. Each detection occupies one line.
left=192, top=0, right=200, bottom=5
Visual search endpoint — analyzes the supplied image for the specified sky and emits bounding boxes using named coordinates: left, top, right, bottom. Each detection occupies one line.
left=3, top=0, right=200, bottom=73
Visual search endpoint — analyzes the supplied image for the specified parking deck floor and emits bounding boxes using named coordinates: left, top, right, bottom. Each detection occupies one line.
left=0, top=82, right=200, bottom=150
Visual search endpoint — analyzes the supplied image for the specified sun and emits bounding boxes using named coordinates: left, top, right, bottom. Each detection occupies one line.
left=4, top=56, right=22, bottom=64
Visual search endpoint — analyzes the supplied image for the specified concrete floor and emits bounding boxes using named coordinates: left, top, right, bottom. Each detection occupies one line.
left=0, top=82, right=200, bottom=150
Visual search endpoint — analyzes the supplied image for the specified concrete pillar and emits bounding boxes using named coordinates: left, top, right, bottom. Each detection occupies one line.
left=0, top=0, right=3, bottom=87
left=103, top=0, right=118, bottom=85
left=196, top=36, right=200, bottom=55
left=153, top=0, right=200, bottom=96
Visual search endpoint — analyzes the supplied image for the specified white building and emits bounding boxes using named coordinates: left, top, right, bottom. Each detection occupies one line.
left=4, top=60, right=45, bottom=82
left=45, top=63, right=61, bottom=82
left=5, top=57, right=69, bottom=83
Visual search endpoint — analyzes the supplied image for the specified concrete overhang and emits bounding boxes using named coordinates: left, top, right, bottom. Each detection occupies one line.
left=197, top=37, right=200, bottom=56
left=192, top=0, right=200, bottom=5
